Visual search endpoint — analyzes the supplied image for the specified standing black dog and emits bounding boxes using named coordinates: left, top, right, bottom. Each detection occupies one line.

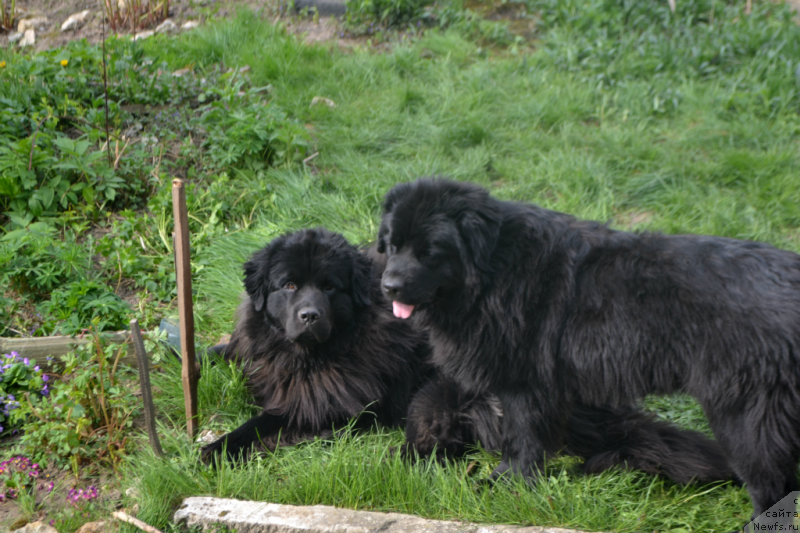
left=378, top=178, right=800, bottom=522
left=201, top=228, right=736, bottom=487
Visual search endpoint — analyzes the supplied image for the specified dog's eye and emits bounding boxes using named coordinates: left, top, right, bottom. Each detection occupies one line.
left=284, top=282, right=297, bottom=291
left=323, top=284, right=335, bottom=292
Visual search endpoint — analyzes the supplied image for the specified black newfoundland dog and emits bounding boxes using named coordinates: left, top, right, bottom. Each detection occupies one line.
left=201, top=227, right=735, bottom=487
left=378, top=178, right=800, bottom=522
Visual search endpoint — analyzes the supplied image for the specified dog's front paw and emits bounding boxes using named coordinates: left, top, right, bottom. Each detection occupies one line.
left=200, top=436, right=229, bottom=467
left=489, top=460, right=511, bottom=482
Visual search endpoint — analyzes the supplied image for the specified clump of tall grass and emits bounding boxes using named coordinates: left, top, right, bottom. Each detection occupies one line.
left=0, top=0, right=16, bottom=31
left=103, top=0, right=169, bottom=32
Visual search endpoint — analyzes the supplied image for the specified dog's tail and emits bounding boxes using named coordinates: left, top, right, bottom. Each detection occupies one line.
left=565, top=405, right=739, bottom=484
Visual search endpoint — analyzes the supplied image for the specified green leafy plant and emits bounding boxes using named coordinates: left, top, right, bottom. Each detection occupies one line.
left=12, top=331, right=141, bottom=471
left=0, top=217, right=89, bottom=298
left=53, top=137, right=125, bottom=207
left=196, top=78, right=311, bottom=171
left=39, top=280, right=131, bottom=336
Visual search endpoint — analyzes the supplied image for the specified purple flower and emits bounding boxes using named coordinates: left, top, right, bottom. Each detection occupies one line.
left=10, top=352, right=18, bottom=358
left=23, top=358, right=29, bottom=365
left=34, top=365, right=40, bottom=372
left=7, top=395, right=14, bottom=401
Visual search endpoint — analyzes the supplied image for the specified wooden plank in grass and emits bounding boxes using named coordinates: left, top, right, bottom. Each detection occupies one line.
left=0, top=331, right=133, bottom=371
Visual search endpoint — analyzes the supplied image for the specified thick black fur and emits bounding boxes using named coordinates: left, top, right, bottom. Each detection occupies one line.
left=201, top=228, right=736, bottom=488
left=378, top=177, right=800, bottom=521
left=406, top=378, right=736, bottom=484
left=201, top=228, right=431, bottom=461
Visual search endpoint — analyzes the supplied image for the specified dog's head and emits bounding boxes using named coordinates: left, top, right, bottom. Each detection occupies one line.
left=377, top=178, right=502, bottom=319
left=243, top=228, right=373, bottom=343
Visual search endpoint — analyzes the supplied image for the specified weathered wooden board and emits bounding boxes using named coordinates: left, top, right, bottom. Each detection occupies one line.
left=0, top=331, right=136, bottom=371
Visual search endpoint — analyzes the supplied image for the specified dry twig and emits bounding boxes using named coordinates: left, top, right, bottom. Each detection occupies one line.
left=112, top=511, right=164, bottom=533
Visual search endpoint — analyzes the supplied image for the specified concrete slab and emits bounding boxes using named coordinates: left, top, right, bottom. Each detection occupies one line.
left=174, top=497, right=598, bottom=533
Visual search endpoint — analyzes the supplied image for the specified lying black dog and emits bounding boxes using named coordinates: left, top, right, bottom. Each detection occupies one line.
left=201, top=228, right=429, bottom=458
left=201, top=228, right=735, bottom=486
left=378, top=178, right=799, bottom=522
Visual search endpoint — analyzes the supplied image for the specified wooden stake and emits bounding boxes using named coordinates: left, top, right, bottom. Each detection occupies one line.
left=130, top=319, right=164, bottom=457
left=172, top=179, right=199, bottom=438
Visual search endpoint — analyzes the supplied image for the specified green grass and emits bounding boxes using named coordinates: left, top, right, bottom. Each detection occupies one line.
left=115, top=3, right=800, bottom=530
left=1, top=0, right=797, bottom=529
left=132, top=353, right=749, bottom=532
left=142, top=4, right=800, bottom=250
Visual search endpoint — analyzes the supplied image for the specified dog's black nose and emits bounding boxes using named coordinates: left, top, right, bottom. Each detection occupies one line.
left=298, top=308, right=320, bottom=324
left=382, top=277, right=404, bottom=298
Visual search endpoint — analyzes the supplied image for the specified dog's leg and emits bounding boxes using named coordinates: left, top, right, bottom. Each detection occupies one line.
left=207, top=343, right=229, bottom=356
left=705, top=406, right=800, bottom=523
left=729, top=452, right=799, bottom=527
left=201, top=411, right=288, bottom=465
left=491, top=390, right=565, bottom=482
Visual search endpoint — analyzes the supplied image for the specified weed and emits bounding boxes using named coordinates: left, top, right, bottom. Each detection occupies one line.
left=0, top=0, right=14, bottom=31
left=346, top=0, right=433, bottom=27
left=104, top=0, right=170, bottom=32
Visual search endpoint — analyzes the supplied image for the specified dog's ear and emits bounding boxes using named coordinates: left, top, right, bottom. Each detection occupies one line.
left=459, top=207, right=501, bottom=273
left=378, top=181, right=417, bottom=254
left=243, top=244, right=278, bottom=312
left=377, top=216, right=389, bottom=254
left=382, top=181, right=413, bottom=216
left=350, top=252, right=373, bottom=308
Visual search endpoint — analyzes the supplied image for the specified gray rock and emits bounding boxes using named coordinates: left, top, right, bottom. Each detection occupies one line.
left=155, top=19, right=177, bottom=33
left=61, top=10, right=92, bottom=32
left=18, top=16, right=48, bottom=33
left=310, top=96, right=336, bottom=108
left=196, top=428, right=225, bottom=444
left=132, top=30, right=154, bottom=41
left=18, top=29, right=35, bottom=47
left=74, top=521, right=106, bottom=533
left=8, top=31, right=23, bottom=43
left=174, top=497, right=601, bottom=533
left=181, top=20, right=200, bottom=30
left=12, top=521, right=59, bottom=533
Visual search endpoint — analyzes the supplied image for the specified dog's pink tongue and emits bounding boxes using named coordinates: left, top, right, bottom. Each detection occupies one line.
left=392, top=301, right=415, bottom=319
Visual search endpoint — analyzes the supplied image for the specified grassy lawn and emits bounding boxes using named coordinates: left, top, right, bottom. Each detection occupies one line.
left=3, top=0, right=800, bottom=530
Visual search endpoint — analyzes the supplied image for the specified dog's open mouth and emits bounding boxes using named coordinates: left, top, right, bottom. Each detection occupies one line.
left=392, top=301, right=415, bottom=319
